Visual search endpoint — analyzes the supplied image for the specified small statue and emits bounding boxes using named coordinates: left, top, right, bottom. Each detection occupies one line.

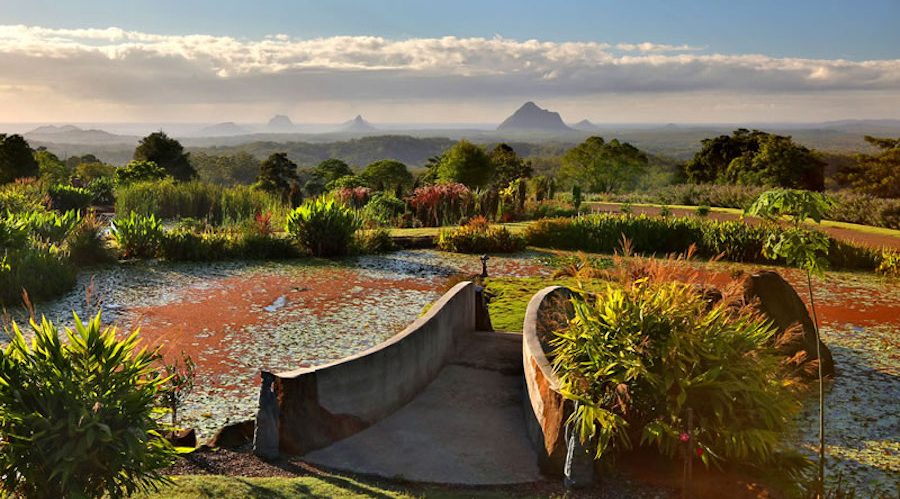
left=480, top=254, right=490, bottom=278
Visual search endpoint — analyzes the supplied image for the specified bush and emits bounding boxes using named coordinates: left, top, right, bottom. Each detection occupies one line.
left=0, top=183, right=45, bottom=213
left=551, top=279, right=803, bottom=469
left=0, top=217, right=28, bottom=248
left=0, top=245, right=77, bottom=305
left=115, top=180, right=286, bottom=226
left=437, top=216, right=526, bottom=253
left=361, top=192, right=407, bottom=227
left=47, top=184, right=93, bottom=212
left=86, top=177, right=115, bottom=205
left=409, top=183, right=472, bottom=227
left=159, top=229, right=230, bottom=261
left=876, top=250, right=900, bottom=277
left=695, top=204, right=711, bottom=217
left=525, top=214, right=880, bottom=270
left=114, top=160, right=169, bottom=186
left=111, top=212, right=163, bottom=259
left=0, top=312, right=174, bottom=497
left=285, top=197, right=360, bottom=257
left=353, top=228, right=395, bottom=254
left=64, top=213, right=112, bottom=265
left=14, top=210, right=81, bottom=244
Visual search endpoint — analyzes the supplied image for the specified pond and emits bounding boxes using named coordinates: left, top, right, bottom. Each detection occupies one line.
left=11, top=250, right=551, bottom=439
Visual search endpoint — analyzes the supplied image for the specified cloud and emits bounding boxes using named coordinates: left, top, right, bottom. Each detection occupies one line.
left=0, top=24, right=897, bottom=122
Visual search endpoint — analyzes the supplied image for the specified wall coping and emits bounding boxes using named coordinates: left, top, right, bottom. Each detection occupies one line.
left=276, top=281, right=473, bottom=379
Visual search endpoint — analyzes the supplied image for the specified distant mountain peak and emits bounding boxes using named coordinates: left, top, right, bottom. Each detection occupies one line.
left=27, top=124, right=83, bottom=135
left=572, top=119, right=600, bottom=131
left=339, top=114, right=376, bottom=132
left=197, top=122, right=249, bottom=136
left=267, top=114, right=294, bottom=130
left=497, top=102, right=572, bottom=132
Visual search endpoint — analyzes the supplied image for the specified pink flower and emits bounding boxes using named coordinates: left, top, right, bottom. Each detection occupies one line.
left=696, top=447, right=704, bottom=458
left=679, top=432, right=690, bottom=443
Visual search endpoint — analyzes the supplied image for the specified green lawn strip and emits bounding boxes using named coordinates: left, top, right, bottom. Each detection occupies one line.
left=584, top=201, right=900, bottom=238
left=484, top=276, right=581, bottom=332
left=138, top=474, right=536, bottom=499
left=390, top=222, right=531, bottom=238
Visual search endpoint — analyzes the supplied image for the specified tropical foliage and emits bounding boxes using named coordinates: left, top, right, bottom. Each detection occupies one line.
left=437, top=216, right=526, bottom=253
left=285, top=197, right=360, bottom=257
left=0, top=312, right=174, bottom=498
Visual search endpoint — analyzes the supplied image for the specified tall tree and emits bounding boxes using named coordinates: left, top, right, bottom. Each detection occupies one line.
left=0, top=134, right=39, bottom=183
left=361, top=159, right=413, bottom=195
left=34, top=149, right=70, bottom=183
left=685, top=129, right=824, bottom=190
left=437, top=140, right=494, bottom=188
left=314, top=158, right=353, bottom=185
left=561, top=136, right=648, bottom=193
left=257, top=153, right=299, bottom=199
left=133, top=131, right=195, bottom=181
left=489, top=143, right=533, bottom=187
left=835, top=136, right=900, bottom=198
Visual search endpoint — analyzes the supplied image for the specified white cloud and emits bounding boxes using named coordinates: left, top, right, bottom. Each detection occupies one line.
left=0, top=24, right=897, bottom=122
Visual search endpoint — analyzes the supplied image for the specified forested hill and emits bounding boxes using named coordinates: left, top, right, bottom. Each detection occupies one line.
left=191, top=135, right=575, bottom=168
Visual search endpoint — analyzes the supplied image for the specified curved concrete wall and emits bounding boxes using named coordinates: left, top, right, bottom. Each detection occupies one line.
left=522, top=285, right=575, bottom=476
left=267, top=281, right=476, bottom=455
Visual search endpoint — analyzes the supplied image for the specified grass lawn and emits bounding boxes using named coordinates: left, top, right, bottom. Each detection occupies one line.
left=389, top=222, right=530, bottom=238
left=138, top=474, right=543, bottom=499
left=483, top=276, right=580, bottom=331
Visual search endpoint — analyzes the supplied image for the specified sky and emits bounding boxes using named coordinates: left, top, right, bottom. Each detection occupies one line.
left=0, top=0, right=898, bottom=125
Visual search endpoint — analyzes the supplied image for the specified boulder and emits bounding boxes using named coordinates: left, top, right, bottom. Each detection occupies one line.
left=743, top=271, right=835, bottom=377
left=207, top=419, right=255, bottom=449
left=164, top=428, right=197, bottom=448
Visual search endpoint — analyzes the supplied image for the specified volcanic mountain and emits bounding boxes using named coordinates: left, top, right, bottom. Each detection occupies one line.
left=497, top=102, right=573, bottom=132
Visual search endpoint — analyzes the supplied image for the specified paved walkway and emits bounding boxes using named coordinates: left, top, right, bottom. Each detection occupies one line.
left=303, top=331, right=541, bottom=485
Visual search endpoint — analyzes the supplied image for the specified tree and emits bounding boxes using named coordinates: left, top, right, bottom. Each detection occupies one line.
left=74, top=161, right=116, bottom=181
left=561, top=136, right=648, bottom=193
left=115, top=160, right=169, bottom=186
left=192, top=151, right=260, bottom=185
left=34, top=149, right=70, bottom=184
left=361, top=159, right=413, bottom=195
left=66, top=154, right=101, bottom=170
left=686, top=129, right=824, bottom=190
left=257, top=152, right=299, bottom=199
left=835, top=136, right=900, bottom=198
left=746, top=189, right=833, bottom=497
left=133, top=131, right=195, bottom=181
left=0, top=134, right=39, bottom=183
left=489, top=143, right=533, bottom=187
left=314, top=158, right=353, bottom=185
left=437, top=140, right=494, bottom=188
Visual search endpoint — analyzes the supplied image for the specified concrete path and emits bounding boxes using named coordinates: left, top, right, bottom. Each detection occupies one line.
left=303, top=331, right=541, bottom=485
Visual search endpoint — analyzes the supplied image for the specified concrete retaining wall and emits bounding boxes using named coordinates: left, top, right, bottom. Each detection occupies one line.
left=263, top=281, right=477, bottom=455
left=522, top=285, right=575, bottom=476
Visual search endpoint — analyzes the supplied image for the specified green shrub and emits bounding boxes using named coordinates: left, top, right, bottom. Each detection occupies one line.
left=552, top=279, right=803, bottom=470
left=86, top=177, right=115, bottom=205
left=0, top=312, right=174, bottom=497
left=114, top=160, right=169, bottom=186
left=0, top=217, right=28, bottom=248
left=47, top=184, right=93, bottom=212
left=437, top=216, right=526, bottom=253
left=361, top=192, right=407, bottom=227
left=116, top=180, right=285, bottom=225
left=353, top=228, right=395, bottom=254
left=285, top=197, right=360, bottom=257
left=695, top=204, right=711, bottom=217
left=159, top=229, right=229, bottom=261
left=0, top=183, right=45, bottom=214
left=14, top=210, right=81, bottom=244
left=0, top=245, right=77, bottom=305
left=233, top=231, right=299, bottom=260
left=525, top=214, right=880, bottom=270
left=63, top=214, right=112, bottom=265
left=111, top=212, right=163, bottom=259
left=876, top=250, right=900, bottom=277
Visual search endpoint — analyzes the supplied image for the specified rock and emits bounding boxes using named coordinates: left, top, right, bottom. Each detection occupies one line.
left=164, top=428, right=197, bottom=448
left=253, top=371, right=280, bottom=460
left=743, top=270, right=835, bottom=377
left=208, top=419, right=255, bottom=449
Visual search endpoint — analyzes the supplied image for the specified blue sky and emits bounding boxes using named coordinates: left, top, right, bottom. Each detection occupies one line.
left=3, top=0, right=897, bottom=60
left=0, top=1, right=898, bottom=123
